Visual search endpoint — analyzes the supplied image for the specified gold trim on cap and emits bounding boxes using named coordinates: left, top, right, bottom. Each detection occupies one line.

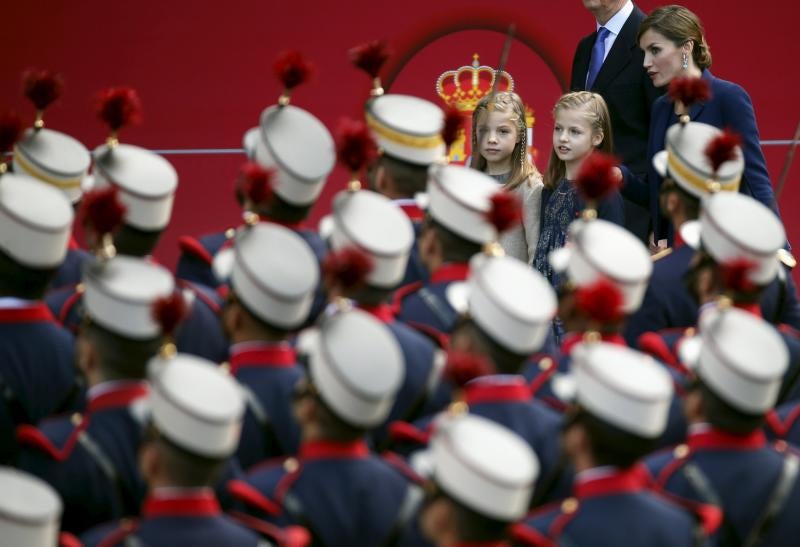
left=365, top=112, right=444, bottom=150
left=666, top=146, right=741, bottom=195
left=13, top=149, right=83, bottom=189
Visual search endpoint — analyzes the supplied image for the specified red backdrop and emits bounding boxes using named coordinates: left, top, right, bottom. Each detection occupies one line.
left=2, top=1, right=797, bottom=281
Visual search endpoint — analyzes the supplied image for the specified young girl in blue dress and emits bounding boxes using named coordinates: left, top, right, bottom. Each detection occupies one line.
left=533, top=91, right=624, bottom=287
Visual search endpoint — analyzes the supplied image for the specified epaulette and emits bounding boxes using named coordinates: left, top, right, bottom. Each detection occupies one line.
left=637, top=332, right=684, bottom=373
left=227, top=479, right=282, bottom=517
left=529, top=355, right=558, bottom=397
left=404, top=321, right=450, bottom=349
left=92, top=518, right=139, bottom=547
left=765, top=409, right=788, bottom=438
left=651, top=247, right=674, bottom=262
left=387, top=420, right=432, bottom=446
left=16, top=413, right=89, bottom=462
left=176, top=279, right=222, bottom=315
left=548, top=497, right=581, bottom=539
left=654, top=488, right=723, bottom=536
left=178, top=235, right=214, bottom=266
left=391, top=281, right=423, bottom=311
left=230, top=511, right=310, bottom=547
left=382, top=450, right=425, bottom=485
left=652, top=443, right=693, bottom=489
left=510, top=522, right=557, bottom=547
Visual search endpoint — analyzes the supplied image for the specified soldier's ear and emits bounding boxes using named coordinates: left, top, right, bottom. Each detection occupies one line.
left=138, top=440, right=159, bottom=483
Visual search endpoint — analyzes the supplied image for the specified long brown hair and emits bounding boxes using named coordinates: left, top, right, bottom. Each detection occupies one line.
left=543, top=91, right=613, bottom=189
left=638, top=5, right=712, bottom=70
left=469, top=91, right=541, bottom=191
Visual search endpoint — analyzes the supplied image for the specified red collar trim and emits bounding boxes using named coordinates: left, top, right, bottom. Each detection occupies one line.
left=68, top=235, right=80, bottom=251
left=687, top=427, right=766, bottom=451
left=143, top=491, right=221, bottom=517
left=574, top=465, right=649, bottom=499
left=734, top=302, right=762, bottom=318
left=464, top=377, right=531, bottom=405
left=430, top=262, right=470, bottom=284
left=260, top=216, right=305, bottom=230
left=0, top=302, right=55, bottom=324
left=229, top=343, right=297, bottom=374
left=561, top=332, right=626, bottom=355
left=398, top=203, right=424, bottom=222
left=88, top=383, right=149, bottom=413
left=359, top=303, right=395, bottom=323
left=299, top=440, right=370, bottom=461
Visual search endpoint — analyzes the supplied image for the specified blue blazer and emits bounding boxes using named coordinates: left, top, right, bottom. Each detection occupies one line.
left=623, top=70, right=778, bottom=240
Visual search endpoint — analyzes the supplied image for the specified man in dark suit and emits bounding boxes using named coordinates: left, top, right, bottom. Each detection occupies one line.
left=571, top=0, right=662, bottom=245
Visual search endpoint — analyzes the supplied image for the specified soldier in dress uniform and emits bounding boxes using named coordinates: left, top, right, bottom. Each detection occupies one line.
left=0, top=140, right=80, bottom=463
left=17, top=250, right=177, bottom=534
left=325, top=184, right=453, bottom=449
left=14, top=69, right=94, bottom=290
left=176, top=53, right=333, bottom=312
left=393, top=164, right=510, bottom=344
left=222, top=221, right=320, bottom=470
left=81, top=353, right=273, bottom=546
left=625, top=120, right=799, bottom=346
left=0, top=466, right=81, bottom=547
left=415, top=413, right=539, bottom=546
left=45, top=88, right=228, bottom=363
left=644, top=304, right=800, bottom=546
left=228, top=308, right=424, bottom=546
left=514, top=340, right=718, bottom=546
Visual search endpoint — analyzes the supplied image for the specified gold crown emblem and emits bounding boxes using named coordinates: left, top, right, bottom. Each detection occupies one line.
left=436, top=54, right=514, bottom=112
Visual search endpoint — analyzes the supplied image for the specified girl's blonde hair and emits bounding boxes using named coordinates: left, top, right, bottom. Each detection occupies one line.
left=544, top=91, right=613, bottom=190
left=469, top=91, right=541, bottom=191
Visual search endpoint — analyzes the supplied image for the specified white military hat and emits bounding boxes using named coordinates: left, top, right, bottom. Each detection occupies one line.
left=696, top=305, right=788, bottom=414
left=699, top=192, right=785, bottom=286
left=0, top=467, right=62, bottom=547
left=92, top=143, right=178, bottom=231
left=329, top=189, right=414, bottom=288
left=426, top=164, right=501, bottom=244
left=149, top=353, right=244, bottom=458
left=230, top=223, right=319, bottom=330
left=365, top=94, right=445, bottom=165
left=447, top=254, right=557, bottom=354
left=572, top=342, right=674, bottom=438
left=13, top=128, right=92, bottom=203
left=243, top=104, right=335, bottom=206
left=0, top=173, right=73, bottom=268
left=83, top=255, right=175, bottom=339
left=429, top=413, right=539, bottom=521
left=299, top=308, right=404, bottom=427
left=653, top=122, right=743, bottom=198
left=549, top=219, right=652, bottom=313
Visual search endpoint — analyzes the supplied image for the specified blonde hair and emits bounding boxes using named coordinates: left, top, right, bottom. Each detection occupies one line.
left=543, top=91, right=613, bottom=190
left=469, top=91, right=541, bottom=191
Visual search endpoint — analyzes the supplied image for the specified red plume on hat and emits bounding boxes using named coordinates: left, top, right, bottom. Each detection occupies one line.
left=322, top=246, right=374, bottom=291
left=719, top=257, right=758, bottom=295
left=443, top=350, right=495, bottom=388
left=96, top=87, right=143, bottom=146
left=335, top=117, right=377, bottom=191
left=575, top=152, right=621, bottom=213
left=22, top=68, right=63, bottom=128
left=668, top=77, right=711, bottom=123
left=485, top=191, right=522, bottom=234
left=274, top=50, right=314, bottom=106
left=238, top=161, right=275, bottom=212
left=575, top=276, right=625, bottom=324
left=349, top=40, right=391, bottom=96
left=152, top=290, right=189, bottom=339
left=441, top=106, right=465, bottom=155
left=704, top=129, right=741, bottom=176
left=0, top=111, right=24, bottom=161
left=80, top=186, right=127, bottom=258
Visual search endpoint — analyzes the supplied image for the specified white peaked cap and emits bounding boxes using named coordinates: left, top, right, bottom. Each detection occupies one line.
left=243, top=103, right=335, bottom=206
left=699, top=192, right=785, bottom=286
left=149, top=353, right=244, bottom=458
left=696, top=305, right=788, bottom=414
left=300, top=309, right=404, bottom=427
left=329, top=189, right=414, bottom=289
left=365, top=94, right=445, bottom=165
left=0, top=173, right=73, bottom=268
left=93, top=143, right=178, bottom=231
left=230, top=223, right=319, bottom=330
left=430, top=413, right=539, bottom=521
left=572, top=342, right=674, bottom=438
left=653, top=121, right=743, bottom=198
left=83, top=255, right=175, bottom=339
left=447, top=254, right=556, bottom=354
left=0, top=467, right=62, bottom=547
left=426, top=164, right=501, bottom=244
left=14, top=127, right=92, bottom=203
left=549, top=219, right=652, bottom=313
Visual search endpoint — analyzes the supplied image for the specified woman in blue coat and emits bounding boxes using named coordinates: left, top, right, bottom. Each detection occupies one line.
left=624, top=4, right=780, bottom=243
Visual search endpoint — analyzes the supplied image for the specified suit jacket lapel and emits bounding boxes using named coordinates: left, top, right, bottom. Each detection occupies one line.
left=591, top=7, right=644, bottom=91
